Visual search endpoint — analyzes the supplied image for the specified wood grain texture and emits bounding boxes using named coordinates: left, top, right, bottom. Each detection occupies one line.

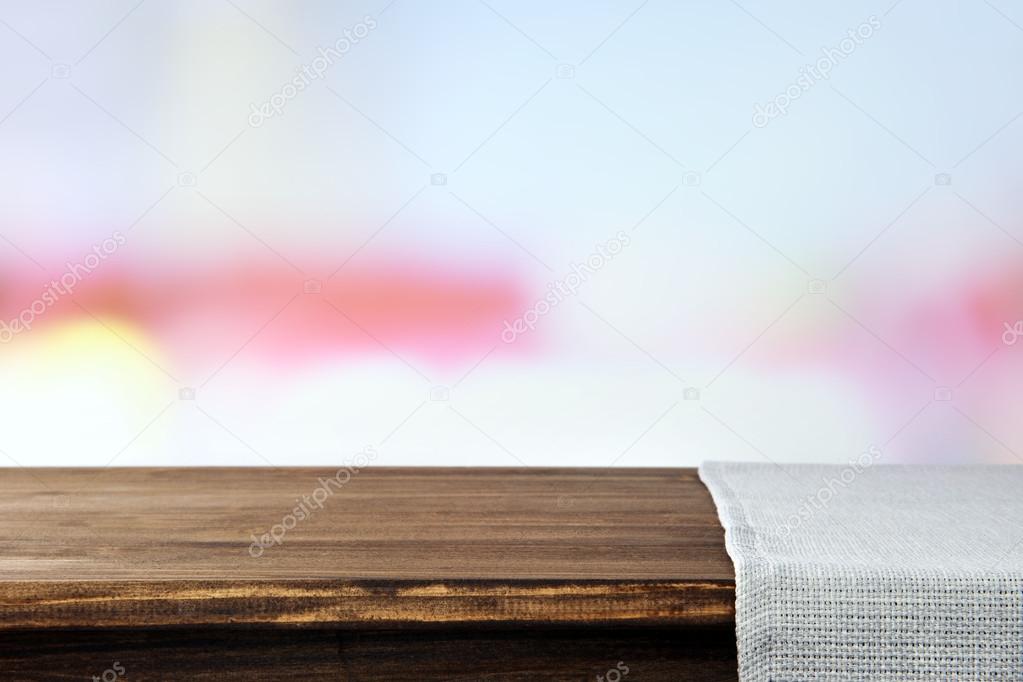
left=0, top=467, right=734, bottom=629
left=0, top=627, right=738, bottom=681
left=337, top=628, right=738, bottom=681
left=0, top=628, right=343, bottom=681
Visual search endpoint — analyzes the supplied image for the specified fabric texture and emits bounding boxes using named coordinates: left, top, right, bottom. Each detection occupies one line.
left=699, top=461, right=1023, bottom=681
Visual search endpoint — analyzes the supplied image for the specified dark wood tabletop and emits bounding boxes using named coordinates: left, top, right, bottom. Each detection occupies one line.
left=0, top=467, right=734, bottom=630
left=0, top=467, right=737, bottom=680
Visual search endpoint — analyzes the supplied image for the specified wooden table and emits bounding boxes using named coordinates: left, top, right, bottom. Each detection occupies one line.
left=0, top=468, right=736, bottom=680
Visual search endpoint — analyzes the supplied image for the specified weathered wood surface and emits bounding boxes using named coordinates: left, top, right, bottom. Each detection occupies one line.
left=0, top=467, right=734, bottom=629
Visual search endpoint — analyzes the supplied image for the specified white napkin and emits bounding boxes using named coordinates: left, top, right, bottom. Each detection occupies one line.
left=700, top=461, right=1023, bottom=681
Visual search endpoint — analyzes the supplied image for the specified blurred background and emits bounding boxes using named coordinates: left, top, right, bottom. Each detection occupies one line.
left=0, top=0, right=1021, bottom=467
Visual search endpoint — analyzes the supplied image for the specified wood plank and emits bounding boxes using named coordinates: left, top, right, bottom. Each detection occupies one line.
left=0, top=628, right=342, bottom=681
left=0, top=467, right=734, bottom=629
left=337, top=627, right=738, bottom=681
left=0, top=627, right=738, bottom=681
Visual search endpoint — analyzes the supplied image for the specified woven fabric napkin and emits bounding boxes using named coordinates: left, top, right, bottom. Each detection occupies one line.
left=699, top=461, right=1023, bottom=681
